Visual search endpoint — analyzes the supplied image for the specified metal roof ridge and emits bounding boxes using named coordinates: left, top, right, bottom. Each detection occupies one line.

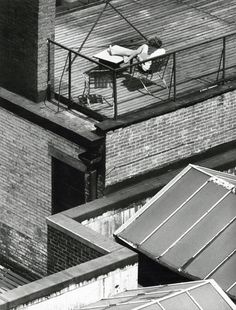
left=189, top=164, right=215, bottom=177
left=209, top=176, right=236, bottom=193
left=194, top=165, right=236, bottom=182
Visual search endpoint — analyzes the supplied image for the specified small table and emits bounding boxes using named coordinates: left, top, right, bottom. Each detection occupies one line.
left=93, top=49, right=124, bottom=68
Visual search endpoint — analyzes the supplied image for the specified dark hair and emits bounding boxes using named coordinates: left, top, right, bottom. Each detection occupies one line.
left=147, top=36, right=162, bottom=48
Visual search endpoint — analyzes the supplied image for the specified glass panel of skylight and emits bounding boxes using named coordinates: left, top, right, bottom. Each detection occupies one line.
left=190, top=282, right=233, bottom=310
left=211, top=253, right=236, bottom=292
left=163, top=192, right=236, bottom=267
left=160, top=293, right=200, bottom=310
left=141, top=182, right=227, bottom=258
left=186, top=209, right=236, bottom=278
left=118, top=168, right=209, bottom=246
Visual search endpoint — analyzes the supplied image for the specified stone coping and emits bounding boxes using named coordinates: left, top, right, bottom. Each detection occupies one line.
left=0, top=247, right=137, bottom=310
left=46, top=213, right=120, bottom=254
left=96, top=80, right=236, bottom=132
left=62, top=140, right=236, bottom=222
left=0, top=87, right=102, bottom=149
left=0, top=196, right=138, bottom=309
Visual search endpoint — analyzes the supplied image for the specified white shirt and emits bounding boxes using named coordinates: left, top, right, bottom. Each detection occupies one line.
left=137, top=45, right=166, bottom=71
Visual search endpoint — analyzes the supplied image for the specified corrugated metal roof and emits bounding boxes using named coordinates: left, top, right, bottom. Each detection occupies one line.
left=114, top=165, right=236, bottom=300
left=80, top=280, right=236, bottom=310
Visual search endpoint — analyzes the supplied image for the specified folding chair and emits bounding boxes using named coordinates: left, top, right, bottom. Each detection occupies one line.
left=133, top=54, right=169, bottom=96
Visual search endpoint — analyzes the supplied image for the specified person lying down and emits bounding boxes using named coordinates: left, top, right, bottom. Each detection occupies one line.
left=108, top=36, right=165, bottom=71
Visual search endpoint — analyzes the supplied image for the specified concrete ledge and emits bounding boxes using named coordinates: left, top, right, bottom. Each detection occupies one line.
left=62, top=139, right=236, bottom=222
left=0, top=247, right=137, bottom=310
left=96, top=80, right=236, bottom=132
left=46, top=213, right=121, bottom=254
left=0, top=87, right=102, bottom=149
left=0, top=199, right=138, bottom=309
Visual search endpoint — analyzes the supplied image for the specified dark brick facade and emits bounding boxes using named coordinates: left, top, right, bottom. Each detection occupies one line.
left=0, top=222, right=47, bottom=278
left=0, top=104, right=85, bottom=276
left=0, top=0, right=55, bottom=102
left=47, top=226, right=104, bottom=274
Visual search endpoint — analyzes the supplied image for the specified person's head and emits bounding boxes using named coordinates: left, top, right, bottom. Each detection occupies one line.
left=147, top=36, right=162, bottom=48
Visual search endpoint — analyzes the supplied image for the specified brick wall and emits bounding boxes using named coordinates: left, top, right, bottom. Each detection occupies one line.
left=0, top=0, right=55, bottom=102
left=105, top=91, right=236, bottom=186
left=0, top=106, right=84, bottom=276
left=47, top=226, right=104, bottom=274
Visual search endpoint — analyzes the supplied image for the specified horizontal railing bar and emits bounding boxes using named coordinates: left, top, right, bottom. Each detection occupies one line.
left=48, top=39, right=116, bottom=71
left=114, top=31, right=236, bottom=73
left=115, top=54, right=170, bottom=73
left=49, top=29, right=236, bottom=75
left=50, top=30, right=236, bottom=63
left=166, top=30, right=236, bottom=55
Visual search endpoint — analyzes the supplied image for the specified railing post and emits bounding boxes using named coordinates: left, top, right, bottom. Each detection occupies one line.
left=222, top=36, right=226, bottom=84
left=112, top=70, right=118, bottom=120
left=47, top=40, right=51, bottom=101
left=68, top=50, right=72, bottom=107
left=173, top=52, right=176, bottom=101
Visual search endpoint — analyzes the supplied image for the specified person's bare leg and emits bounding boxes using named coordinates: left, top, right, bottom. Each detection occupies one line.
left=108, top=45, right=134, bottom=56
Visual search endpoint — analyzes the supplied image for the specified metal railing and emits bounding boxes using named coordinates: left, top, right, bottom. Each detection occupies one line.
left=48, top=31, right=236, bottom=120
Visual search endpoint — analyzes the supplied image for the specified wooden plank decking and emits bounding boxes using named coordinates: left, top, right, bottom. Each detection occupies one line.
left=54, top=0, right=236, bottom=119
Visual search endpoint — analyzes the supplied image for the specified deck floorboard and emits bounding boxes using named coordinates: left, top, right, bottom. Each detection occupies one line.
left=55, top=0, right=236, bottom=119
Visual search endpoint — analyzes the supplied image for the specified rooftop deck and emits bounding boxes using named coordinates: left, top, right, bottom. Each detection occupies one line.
left=54, top=0, right=236, bottom=120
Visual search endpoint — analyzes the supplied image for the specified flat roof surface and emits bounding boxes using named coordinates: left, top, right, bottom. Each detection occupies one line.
left=80, top=280, right=236, bottom=310
left=115, top=164, right=236, bottom=300
left=55, top=0, right=236, bottom=119
left=0, top=87, right=96, bottom=132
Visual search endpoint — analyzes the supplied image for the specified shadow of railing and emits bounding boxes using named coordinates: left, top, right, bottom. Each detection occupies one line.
left=48, top=31, right=236, bottom=120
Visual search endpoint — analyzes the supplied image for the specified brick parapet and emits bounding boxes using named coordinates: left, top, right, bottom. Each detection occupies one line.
left=47, top=213, right=120, bottom=254
left=47, top=225, right=104, bottom=274
left=46, top=211, right=133, bottom=283
left=104, top=90, right=236, bottom=186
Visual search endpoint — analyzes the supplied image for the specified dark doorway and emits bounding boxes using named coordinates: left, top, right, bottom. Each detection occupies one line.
left=56, top=0, right=62, bottom=6
left=52, top=158, right=85, bottom=214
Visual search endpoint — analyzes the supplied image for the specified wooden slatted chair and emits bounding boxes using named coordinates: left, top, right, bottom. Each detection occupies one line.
left=132, top=54, right=170, bottom=96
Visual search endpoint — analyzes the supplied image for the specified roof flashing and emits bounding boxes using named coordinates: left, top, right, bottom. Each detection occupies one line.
left=209, top=176, right=236, bottom=193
